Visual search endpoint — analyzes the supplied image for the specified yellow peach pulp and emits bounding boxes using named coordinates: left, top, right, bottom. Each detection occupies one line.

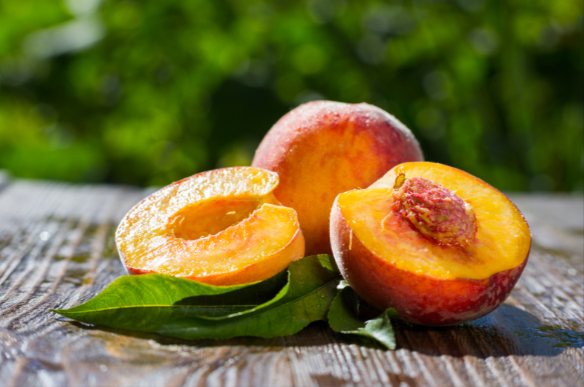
left=337, top=162, right=531, bottom=280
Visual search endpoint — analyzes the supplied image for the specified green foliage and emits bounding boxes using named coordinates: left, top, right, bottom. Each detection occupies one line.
left=1, top=0, right=582, bottom=191
left=53, top=254, right=342, bottom=340
left=53, top=269, right=289, bottom=326
left=328, top=281, right=396, bottom=350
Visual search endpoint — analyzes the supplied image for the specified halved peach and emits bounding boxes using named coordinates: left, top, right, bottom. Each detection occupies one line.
left=116, top=167, right=305, bottom=286
left=330, top=162, right=531, bottom=326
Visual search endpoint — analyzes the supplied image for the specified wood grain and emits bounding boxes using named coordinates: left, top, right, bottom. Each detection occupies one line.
left=0, top=180, right=582, bottom=387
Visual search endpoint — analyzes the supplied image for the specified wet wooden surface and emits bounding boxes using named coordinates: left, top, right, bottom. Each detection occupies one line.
left=0, top=176, right=582, bottom=387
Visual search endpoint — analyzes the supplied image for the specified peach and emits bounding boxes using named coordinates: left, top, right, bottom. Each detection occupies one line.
left=330, top=162, right=531, bottom=326
left=252, top=101, right=423, bottom=255
left=116, top=167, right=305, bottom=286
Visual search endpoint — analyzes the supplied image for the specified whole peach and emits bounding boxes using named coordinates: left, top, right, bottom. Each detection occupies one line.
left=252, top=101, right=423, bottom=255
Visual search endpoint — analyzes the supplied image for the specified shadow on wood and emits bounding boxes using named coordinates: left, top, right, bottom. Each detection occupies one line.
left=65, top=320, right=334, bottom=349
left=63, top=303, right=584, bottom=359
left=394, top=303, right=584, bottom=358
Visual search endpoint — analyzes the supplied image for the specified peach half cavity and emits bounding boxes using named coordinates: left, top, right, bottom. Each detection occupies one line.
left=116, top=167, right=304, bottom=286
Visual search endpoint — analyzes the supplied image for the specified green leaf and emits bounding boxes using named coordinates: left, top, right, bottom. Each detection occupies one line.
left=328, top=281, right=397, bottom=350
left=173, top=270, right=290, bottom=319
left=53, top=267, right=288, bottom=330
left=317, top=253, right=341, bottom=275
left=53, top=255, right=341, bottom=340
left=158, top=254, right=340, bottom=339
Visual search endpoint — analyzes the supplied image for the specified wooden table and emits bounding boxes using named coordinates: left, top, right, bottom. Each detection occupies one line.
left=1, top=175, right=582, bottom=387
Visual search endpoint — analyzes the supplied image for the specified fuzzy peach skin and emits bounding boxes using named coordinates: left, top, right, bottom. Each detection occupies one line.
left=252, top=101, right=423, bottom=255
left=330, top=162, right=531, bottom=326
left=116, top=167, right=305, bottom=286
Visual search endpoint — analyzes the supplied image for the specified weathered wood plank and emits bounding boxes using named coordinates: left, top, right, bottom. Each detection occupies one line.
left=0, top=183, right=582, bottom=387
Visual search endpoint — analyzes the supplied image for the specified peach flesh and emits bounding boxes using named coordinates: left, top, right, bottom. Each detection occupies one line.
left=330, top=162, right=531, bottom=326
left=168, top=197, right=271, bottom=240
left=252, top=100, right=423, bottom=255
left=116, top=167, right=305, bottom=286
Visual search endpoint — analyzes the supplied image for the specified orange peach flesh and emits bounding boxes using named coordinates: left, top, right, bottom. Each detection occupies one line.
left=342, top=163, right=529, bottom=280
left=116, top=167, right=305, bottom=286
left=331, top=162, right=531, bottom=325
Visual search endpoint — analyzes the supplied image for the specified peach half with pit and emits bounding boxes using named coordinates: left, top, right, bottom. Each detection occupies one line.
left=252, top=100, right=423, bottom=256
left=116, top=167, right=305, bottom=286
left=330, top=162, right=531, bottom=326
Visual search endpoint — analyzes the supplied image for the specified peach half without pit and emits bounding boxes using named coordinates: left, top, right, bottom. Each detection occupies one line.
left=252, top=100, right=423, bottom=256
left=116, top=167, right=305, bottom=286
left=330, top=162, right=531, bottom=326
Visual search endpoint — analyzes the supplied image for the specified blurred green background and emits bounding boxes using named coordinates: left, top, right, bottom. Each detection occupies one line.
left=0, top=0, right=582, bottom=191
